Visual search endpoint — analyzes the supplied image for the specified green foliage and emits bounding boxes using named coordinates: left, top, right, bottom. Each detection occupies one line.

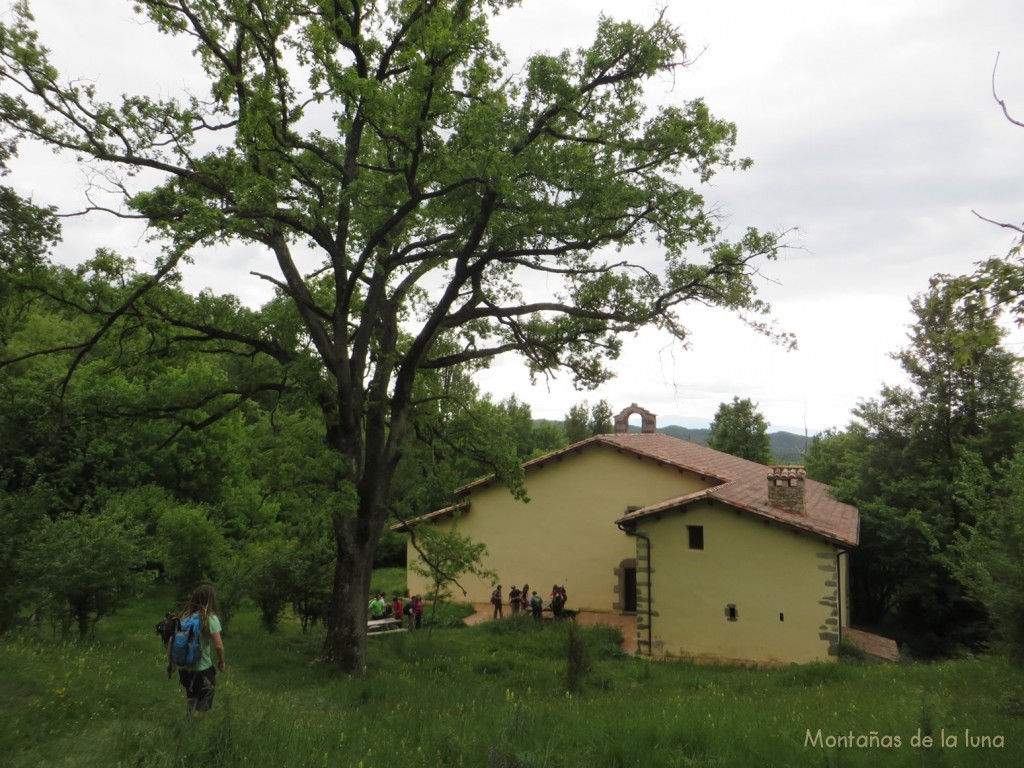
left=0, top=0, right=788, bottom=672
left=0, top=258, right=336, bottom=634
left=288, top=533, right=334, bottom=632
left=565, top=619, right=593, bottom=694
left=3, top=592, right=1024, bottom=768
left=101, top=485, right=179, bottom=537
left=369, top=568, right=409, bottom=601
left=156, top=504, right=229, bottom=601
left=211, top=551, right=249, bottom=631
left=18, top=508, right=153, bottom=638
left=563, top=398, right=614, bottom=443
left=501, top=395, right=567, bottom=462
left=245, top=540, right=295, bottom=633
left=564, top=402, right=592, bottom=444
left=953, top=449, right=1024, bottom=664
left=0, top=178, right=61, bottom=345
left=409, top=524, right=496, bottom=606
left=836, top=638, right=871, bottom=663
left=590, top=400, right=613, bottom=436
left=806, top=278, right=1024, bottom=655
left=707, top=396, right=773, bottom=464
left=395, top=387, right=567, bottom=520
left=661, top=424, right=807, bottom=463
left=0, top=484, right=54, bottom=631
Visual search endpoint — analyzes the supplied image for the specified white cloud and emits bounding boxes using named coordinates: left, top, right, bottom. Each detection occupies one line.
left=6, top=0, right=1024, bottom=434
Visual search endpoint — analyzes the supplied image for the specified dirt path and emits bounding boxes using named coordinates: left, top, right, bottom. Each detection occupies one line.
left=464, top=603, right=638, bottom=654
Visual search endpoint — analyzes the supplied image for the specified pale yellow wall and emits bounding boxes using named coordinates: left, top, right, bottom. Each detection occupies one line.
left=637, top=503, right=844, bottom=664
left=406, top=444, right=707, bottom=610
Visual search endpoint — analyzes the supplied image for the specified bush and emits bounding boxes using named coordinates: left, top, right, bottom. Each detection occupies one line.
left=245, top=540, right=295, bottom=633
left=156, top=504, right=228, bottom=600
left=18, top=509, right=153, bottom=638
left=565, top=620, right=593, bottom=694
left=836, top=637, right=869, bottom=662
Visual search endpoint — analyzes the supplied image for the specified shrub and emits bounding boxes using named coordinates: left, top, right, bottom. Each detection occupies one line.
left=565, top=620, right=593, bottom=694
left=837, top=637, right=869, bottom=662
left=18, top=509, right=153, bottom=638
left=245, top=540, right=295, bottom=633
left=156, top=504, right=228, bottom=600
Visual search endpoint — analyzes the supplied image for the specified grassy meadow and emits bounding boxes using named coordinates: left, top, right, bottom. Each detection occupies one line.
left=2, top=576, right=1023, bottom=767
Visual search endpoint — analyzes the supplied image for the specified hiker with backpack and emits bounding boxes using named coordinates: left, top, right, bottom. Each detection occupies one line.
left=156, top=612, right=176, bottom=646
left=550, top=584, right=567, bottom=618
left=530, top=591, right=543, bottom=622
left=167, top=584, right=226, bottom=714
left=491, top=584, right=503, bottom=619
left=508, top=585, right=522, bottom=616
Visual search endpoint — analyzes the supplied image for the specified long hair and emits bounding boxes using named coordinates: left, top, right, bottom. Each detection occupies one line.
left=181, top=584, right=218, bottom=638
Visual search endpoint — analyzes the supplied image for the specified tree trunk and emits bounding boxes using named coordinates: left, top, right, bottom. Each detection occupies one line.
left=318, top=477, right=395, bottom=673
left=320, top=527, right=374, bottom=672
left=316, top=382, right=409, bottom=673
left=73, top=600, right=90, bottom=639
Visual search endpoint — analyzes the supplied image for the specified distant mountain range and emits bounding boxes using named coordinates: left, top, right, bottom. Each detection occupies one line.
left=537, top=420, right=812, bottom=465
left=656, top=425, right=810, bottom=465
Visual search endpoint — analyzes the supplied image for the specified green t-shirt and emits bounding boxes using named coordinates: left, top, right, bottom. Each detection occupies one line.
left=188, top=612, right=222, bottom=671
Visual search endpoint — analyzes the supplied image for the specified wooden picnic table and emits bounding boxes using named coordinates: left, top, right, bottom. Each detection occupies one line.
left=367, top=617, right=405, bottom=636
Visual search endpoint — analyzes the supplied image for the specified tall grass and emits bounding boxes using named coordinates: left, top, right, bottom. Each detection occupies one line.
left=2, top=587, right=1023, bottom=767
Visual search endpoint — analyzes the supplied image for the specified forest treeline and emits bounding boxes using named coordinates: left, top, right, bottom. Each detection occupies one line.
left=3, top=193, right=1024, bottom=662
left=806, top=277, right=1024, bottom=659
left=0, top=248, right=589, bottom=638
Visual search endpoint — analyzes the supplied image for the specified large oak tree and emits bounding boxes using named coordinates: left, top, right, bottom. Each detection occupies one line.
left=0, top=0, right=788, bottom=672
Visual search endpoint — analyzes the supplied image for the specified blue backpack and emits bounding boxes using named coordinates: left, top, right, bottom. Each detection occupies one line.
left=170, top=614, right=202, bottom=668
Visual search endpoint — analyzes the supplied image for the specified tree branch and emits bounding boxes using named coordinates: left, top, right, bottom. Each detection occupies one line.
left=991, top=52, right=1024, bottom=129
left=972, top=209, right=1024, bottom=237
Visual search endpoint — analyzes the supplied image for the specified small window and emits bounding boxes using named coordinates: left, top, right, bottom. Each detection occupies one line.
left=779, top=613, right=785, bottom=622
left=687, top=525, right=704, bottom=550
left=725, top=604, right=738, bottom=621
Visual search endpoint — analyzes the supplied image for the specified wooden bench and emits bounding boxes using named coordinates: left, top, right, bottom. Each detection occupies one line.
left=367, top=618, right=405, bottom=636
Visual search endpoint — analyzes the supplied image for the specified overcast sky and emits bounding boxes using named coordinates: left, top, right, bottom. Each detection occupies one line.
left=8, top=0, right=1024, bottom=433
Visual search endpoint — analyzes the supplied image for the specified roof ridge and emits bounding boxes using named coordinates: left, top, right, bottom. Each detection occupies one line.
left=424, top=430, right=857, bottom=547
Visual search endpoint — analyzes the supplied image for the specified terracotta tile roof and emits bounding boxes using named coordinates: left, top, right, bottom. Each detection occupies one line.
left=601, top=433, right=859, bottom=547
left=390, top=501, right=469, bottom=531
left=400, top=432, right=859, bottom=547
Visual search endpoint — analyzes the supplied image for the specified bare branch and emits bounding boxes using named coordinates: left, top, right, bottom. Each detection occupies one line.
left=972, top=209, right=1024, bottom=237
left=991, top=52, right=1024, bottom=129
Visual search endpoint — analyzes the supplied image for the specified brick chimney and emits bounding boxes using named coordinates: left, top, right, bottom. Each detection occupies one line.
left=767, top=466, right=805, bottom=514
left=614, top=403, right=658, bottom=434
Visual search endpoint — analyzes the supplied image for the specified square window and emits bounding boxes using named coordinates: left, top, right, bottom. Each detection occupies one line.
left=687, top=525, right=704, bottom=550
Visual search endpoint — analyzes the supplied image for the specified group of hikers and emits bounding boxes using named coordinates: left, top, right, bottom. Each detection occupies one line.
left=490, top=583, right=568, bottom=621
left=157, top=580, right=570, bottom=716
left=368, top=591, right=425, bottom=629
